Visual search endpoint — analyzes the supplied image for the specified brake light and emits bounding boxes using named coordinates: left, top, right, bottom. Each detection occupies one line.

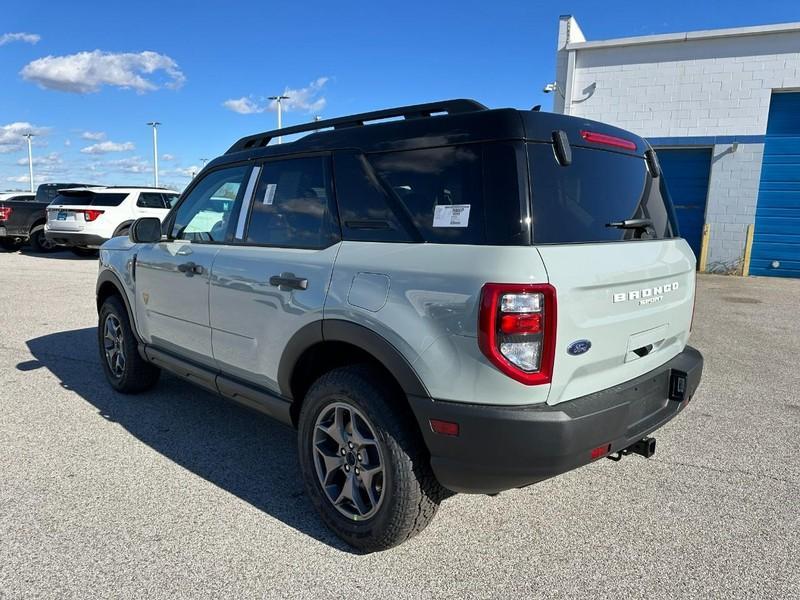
left=0, top=206, right=11, bottom=220
left=478, top=283, right=557, bottom=385
left=83, top=210, right=104, bottom=222
left=580, top=130, right=637, bottom=151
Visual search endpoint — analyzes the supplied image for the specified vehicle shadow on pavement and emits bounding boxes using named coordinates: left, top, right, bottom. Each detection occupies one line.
left=22, top=326, right=359, bottom=553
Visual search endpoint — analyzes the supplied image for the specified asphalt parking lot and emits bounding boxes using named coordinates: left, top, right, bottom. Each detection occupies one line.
left=0, top=250, right=798, bottom=599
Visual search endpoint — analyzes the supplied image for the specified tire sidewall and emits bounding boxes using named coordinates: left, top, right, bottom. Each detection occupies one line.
left=98, top=297, right=136, bottom=392
left=298, top=375, right=408, bottom=541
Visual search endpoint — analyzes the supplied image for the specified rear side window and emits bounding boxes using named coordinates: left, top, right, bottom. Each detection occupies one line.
left=53, top=192, right=127, bottom=207
left=527, top=143, right=676, bottom=244
left=245, top=156, right=339, bottom=249
left=137, top=192, right=168, bottom=208
left=367, top=143, right=527, bottom=245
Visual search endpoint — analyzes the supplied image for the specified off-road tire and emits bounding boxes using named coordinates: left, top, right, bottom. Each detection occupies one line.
left=98, top=295, right=160, bottom=393
left=298, top=365, right=446, bottom=552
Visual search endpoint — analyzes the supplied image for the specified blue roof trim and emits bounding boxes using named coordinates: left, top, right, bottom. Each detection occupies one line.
left=647, top=135, right=765, bottom=146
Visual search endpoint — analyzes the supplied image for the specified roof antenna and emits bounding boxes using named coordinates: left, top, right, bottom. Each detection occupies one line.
left=531, top=105, right=542, bottom=112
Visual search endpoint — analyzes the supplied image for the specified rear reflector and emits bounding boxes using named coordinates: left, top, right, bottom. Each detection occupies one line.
left=590, top=444, right=611, bottom=460
left=580, top=130, right=637, bottom=151
left=429, top=419, right=459, bottom=437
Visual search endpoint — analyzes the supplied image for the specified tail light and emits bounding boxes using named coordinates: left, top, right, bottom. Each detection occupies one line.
left=0, top=206, right=12, bottom=220
left=83, top=210, right=104, bottom=222
left=478, top=283, right=557, bottom=385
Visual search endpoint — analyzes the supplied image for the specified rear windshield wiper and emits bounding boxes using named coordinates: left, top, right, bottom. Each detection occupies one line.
left=606, top=218, right=653, bottom=230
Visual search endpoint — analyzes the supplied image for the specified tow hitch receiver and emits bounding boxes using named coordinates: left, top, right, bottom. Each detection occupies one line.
left=607, top=437, right=656, bottom=462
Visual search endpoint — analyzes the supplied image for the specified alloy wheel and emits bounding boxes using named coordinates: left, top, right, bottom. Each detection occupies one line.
left=103, top=314, right=126, bottom=378
left=312, top=402, right=386, bottom=521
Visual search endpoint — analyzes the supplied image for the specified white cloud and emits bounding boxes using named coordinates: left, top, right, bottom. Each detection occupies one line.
left=172, top=166, right=199, bottom=178
left=270, top=77, right=329, bottom=113
left=80, top=140, right=135, bottom=154
left=161, top=153, right=175, bottom=161
left=81, top=130, right=106, bottom=141
left=16, top=151, right=62, bottom=167
left=223, top=96, right=262, bottom=114
left=0, top=122, right=49, bottom=153
left=64, top=139, right=72, bottom=147
left=0, top=32, right=40, bottom=46
left=223, top=77, right=329, bottom=116
left=103, top=156, right=151, bottom=174
left=21, top=50, right=186, bottom=94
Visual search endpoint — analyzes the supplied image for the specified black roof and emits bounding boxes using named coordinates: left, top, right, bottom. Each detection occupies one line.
left=212, top=99, right=647, bottom=170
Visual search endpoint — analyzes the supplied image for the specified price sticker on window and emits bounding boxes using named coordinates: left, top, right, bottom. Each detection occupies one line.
left=432, top=204, right=470, bottom=228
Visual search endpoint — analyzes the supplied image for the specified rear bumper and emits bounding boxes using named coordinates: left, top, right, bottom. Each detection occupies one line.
left=45, top=231, right=107, bottom=247
left=409, top=346, right=703, bottom=494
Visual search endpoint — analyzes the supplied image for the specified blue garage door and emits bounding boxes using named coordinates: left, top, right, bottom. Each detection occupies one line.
left=751, top=92, right=800, bottom=277
left=656, top=148, right=711, bottom=259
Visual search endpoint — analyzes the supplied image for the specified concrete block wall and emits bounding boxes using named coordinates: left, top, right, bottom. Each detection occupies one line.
left=704, top=143, right=764, bottom=272
left=554, top=16, right=800, bottom=269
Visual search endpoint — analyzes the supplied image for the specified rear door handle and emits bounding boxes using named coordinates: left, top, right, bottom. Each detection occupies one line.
left=178, top=261, right=204, bottom=275
left=269, top=272, right=308, bottom=290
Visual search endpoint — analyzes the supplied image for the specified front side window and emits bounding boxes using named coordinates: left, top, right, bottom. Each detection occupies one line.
left=245, top=156, right=338, bottom=249
left=170, top=165, right=249, bottom=242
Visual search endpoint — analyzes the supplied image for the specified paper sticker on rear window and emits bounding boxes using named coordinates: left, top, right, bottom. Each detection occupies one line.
left=263, top=183, right=277, bottom=205
left=432, top=204, right=470, bottom=228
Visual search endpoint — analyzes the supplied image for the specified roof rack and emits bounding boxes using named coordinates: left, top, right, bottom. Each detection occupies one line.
left=225, top=99, right=488, bottom=155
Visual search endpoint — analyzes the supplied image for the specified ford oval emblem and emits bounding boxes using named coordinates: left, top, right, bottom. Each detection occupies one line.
left=567, top=340, right=592, bottom=356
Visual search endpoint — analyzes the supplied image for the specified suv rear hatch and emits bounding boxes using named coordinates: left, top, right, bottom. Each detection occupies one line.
left=47, top=190, right=127, bottom=231
left=523, top=117, right=696, bottom=405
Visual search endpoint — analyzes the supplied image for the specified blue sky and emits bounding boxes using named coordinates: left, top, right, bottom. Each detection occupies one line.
left=2, top=0, right=800, bottom=191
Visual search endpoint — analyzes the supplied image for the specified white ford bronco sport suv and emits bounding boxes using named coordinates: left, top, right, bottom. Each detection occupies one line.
left=46, top=186, right=179, bottom=255
left=95, top=100, right=703, bottom=551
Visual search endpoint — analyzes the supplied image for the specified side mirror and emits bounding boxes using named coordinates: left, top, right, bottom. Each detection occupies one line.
left=129, top=217, right=163, bottom=243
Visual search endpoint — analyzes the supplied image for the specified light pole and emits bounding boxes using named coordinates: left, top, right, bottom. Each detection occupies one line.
left=146, top=121, right=161, bottom=187
left=200, top=158, right=209, bottom=170
left=23, top=133, right=35, bottom=192
left=268, top=95, right=290, bottom=143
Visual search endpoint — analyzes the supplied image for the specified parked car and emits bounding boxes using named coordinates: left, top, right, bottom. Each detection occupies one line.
left=95, top=100, right=703, bottom=551
left=45, top=186, right=179, bottom=256
left=0, top=183, right=98, bottom=252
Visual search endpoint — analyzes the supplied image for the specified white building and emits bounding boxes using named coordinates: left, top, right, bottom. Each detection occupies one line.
left=554, top=16, right=800, bottom=277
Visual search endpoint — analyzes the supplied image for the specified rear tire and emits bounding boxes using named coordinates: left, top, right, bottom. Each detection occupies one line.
left=0, top=238, right=22, bottom=251
left=98, top=295, right=160, bottom=393
left=71, top=247, right=99, bottom=257
left=28, top=228, right=57, bottom=253
left=298, top=365, right=444, bottom=552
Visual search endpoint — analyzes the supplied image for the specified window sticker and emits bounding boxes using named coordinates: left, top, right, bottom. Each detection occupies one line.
left=263, top=183, right=277, bottom=205
left=432, top=204, right=470, bottom=228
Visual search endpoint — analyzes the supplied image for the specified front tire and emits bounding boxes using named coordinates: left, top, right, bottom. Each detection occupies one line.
left=298, top=365, right=444, bottom=552
left=98, top=295, right=160, bottom=393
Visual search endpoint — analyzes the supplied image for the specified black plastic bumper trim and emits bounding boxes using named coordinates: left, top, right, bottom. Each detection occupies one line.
left=409, top=346, right=703, bottom=494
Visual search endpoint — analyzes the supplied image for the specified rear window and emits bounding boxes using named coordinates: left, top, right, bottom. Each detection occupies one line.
left=54, top=192, right=128, bottom=207
left=367, top=142, right=528, bottom=245
left=527, top=143, right=676, bottom=244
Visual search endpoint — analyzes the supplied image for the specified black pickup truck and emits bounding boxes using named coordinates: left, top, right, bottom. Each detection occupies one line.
left=0, top=183, right=99, bottom=252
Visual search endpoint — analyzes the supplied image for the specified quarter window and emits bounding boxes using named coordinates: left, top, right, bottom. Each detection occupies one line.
left=170, top=166, right=249, bottom=242
left=245, top=156, right=338, bottom=249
